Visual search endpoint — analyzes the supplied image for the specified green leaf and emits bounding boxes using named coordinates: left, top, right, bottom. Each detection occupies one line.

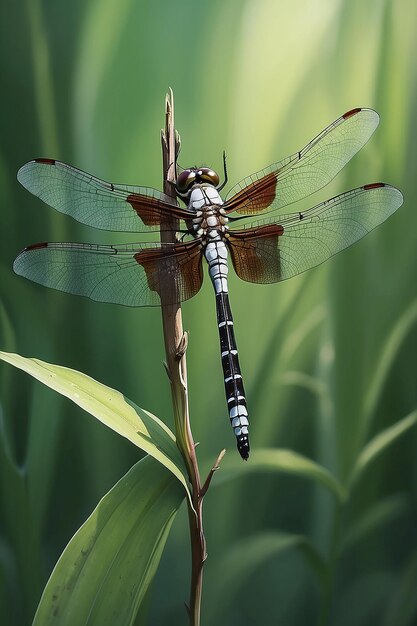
left=349, top=411, right=417, bottom=488
left=0, top=351, right=190, bottom=500
left=215, top=448, right=347, bottom=501
left=280, top=370, right=334, bottom=417
left=33, top=456, right=185, bottom=626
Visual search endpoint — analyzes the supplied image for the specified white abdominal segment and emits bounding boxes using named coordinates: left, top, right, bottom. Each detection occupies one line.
left=205, top=241, right=229, bottom=295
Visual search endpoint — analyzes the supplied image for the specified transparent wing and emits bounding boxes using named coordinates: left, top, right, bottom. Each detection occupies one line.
left=17, top=159, right=194, bottom=233
left=227, top=183, right=403, bottom=283
left=224, top=108, right=380, bottom=217
left=13, top=239, right=204, bottom=307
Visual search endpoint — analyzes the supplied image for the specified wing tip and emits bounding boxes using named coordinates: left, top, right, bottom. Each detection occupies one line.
left=17, top=158, right=57, bottom=186
left=13, top=242, right=49, bottom=273
left=342, top=107, right=380, bottom=127
left=363, top=182, right=404, bottom=209
left=343, top=106, right=379, bottom=118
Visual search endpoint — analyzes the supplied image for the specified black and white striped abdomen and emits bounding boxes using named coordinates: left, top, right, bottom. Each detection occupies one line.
left=204, top=239, right=250, bottom=459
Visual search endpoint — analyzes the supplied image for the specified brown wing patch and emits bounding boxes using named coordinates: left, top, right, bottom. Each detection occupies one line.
left=342, top=107, right=362, bottom=119
left=127, top=193, right=192, bottom=227
left=227, top=224, right=284, bottom=283
left=34, top=158, right=56, bottom=165
left=135, top=240, right=204, bottom=304
left=224, top=171, right=277, bottom=215
left=363, top=182, right=385, bottom=190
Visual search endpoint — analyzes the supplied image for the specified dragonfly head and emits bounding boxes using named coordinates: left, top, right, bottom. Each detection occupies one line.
left=176, top=167, right=219, bottom=199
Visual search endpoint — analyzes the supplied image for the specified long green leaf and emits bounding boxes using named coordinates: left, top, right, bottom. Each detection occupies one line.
left=0, top=352, right=190, bottom=499
left=33, top=456, right=185, bottom=625
left=214, top=448, right=347, bottom=501
left=349, top=411, right=417, bottom=488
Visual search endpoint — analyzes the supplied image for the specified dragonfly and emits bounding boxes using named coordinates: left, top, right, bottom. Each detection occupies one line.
left=14, top=107, right=403, bottom=460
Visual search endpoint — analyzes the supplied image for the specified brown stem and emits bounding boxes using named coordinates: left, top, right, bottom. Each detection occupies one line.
left=160, top=88, right=206, bottom=626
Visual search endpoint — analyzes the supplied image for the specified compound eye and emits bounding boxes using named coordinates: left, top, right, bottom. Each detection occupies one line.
left=176, top=169, right=196, bottom=193
left=199, top=168, right=219, bottom=186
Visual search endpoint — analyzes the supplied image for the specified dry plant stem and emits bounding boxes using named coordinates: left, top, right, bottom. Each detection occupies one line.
left=160, top=88, right=206, bottom=626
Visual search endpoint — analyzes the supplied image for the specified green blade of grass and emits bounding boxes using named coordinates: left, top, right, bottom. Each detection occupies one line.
left=215, top=448, right=347, bottom=502
left=32, top=456, right=185, bottom=626
left=348, top=410, right=417, bottom=489
left=0, top=351, right=190, bottom=501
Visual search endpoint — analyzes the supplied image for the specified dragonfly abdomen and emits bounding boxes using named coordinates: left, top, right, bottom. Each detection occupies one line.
left=204, top=239, right=250, bottom=460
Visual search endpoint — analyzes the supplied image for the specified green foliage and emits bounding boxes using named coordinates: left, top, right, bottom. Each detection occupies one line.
left=0, top=352, right=188, bottom=625
left=348, top=411, right=417, bottom=488
left=0, top=352, right=190, bottom=499
left=216, top=448, right=347, bottom=501
left=33, top=456, right=184, bottom=626
left=1, top=0, right=416, bottom=624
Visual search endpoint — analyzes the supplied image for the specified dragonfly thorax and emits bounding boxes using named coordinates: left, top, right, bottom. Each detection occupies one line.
left=189, top=184, right=223, bottom=209
left=188, top=185, right=228, bottom=239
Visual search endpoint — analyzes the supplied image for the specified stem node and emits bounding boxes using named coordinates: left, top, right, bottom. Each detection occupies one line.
left=176, top=331, right=189, bottom=359
left=201, top=449, right=227, bottom=497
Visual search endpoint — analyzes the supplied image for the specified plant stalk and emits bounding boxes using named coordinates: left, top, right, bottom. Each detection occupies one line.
left=160, top=88, right=206, bottom=626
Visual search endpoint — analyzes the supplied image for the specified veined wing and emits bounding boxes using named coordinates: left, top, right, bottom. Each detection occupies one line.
left=17, top=159, right=194, bottom=232
left=13, top=239, right=204, bottom=307
left=224, top=108, right=380, bottom=217
left=227, top=183, right=403, bottom=283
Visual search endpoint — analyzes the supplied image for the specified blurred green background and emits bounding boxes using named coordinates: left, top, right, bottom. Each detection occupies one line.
left=1, top=0, right=416, bottom=624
